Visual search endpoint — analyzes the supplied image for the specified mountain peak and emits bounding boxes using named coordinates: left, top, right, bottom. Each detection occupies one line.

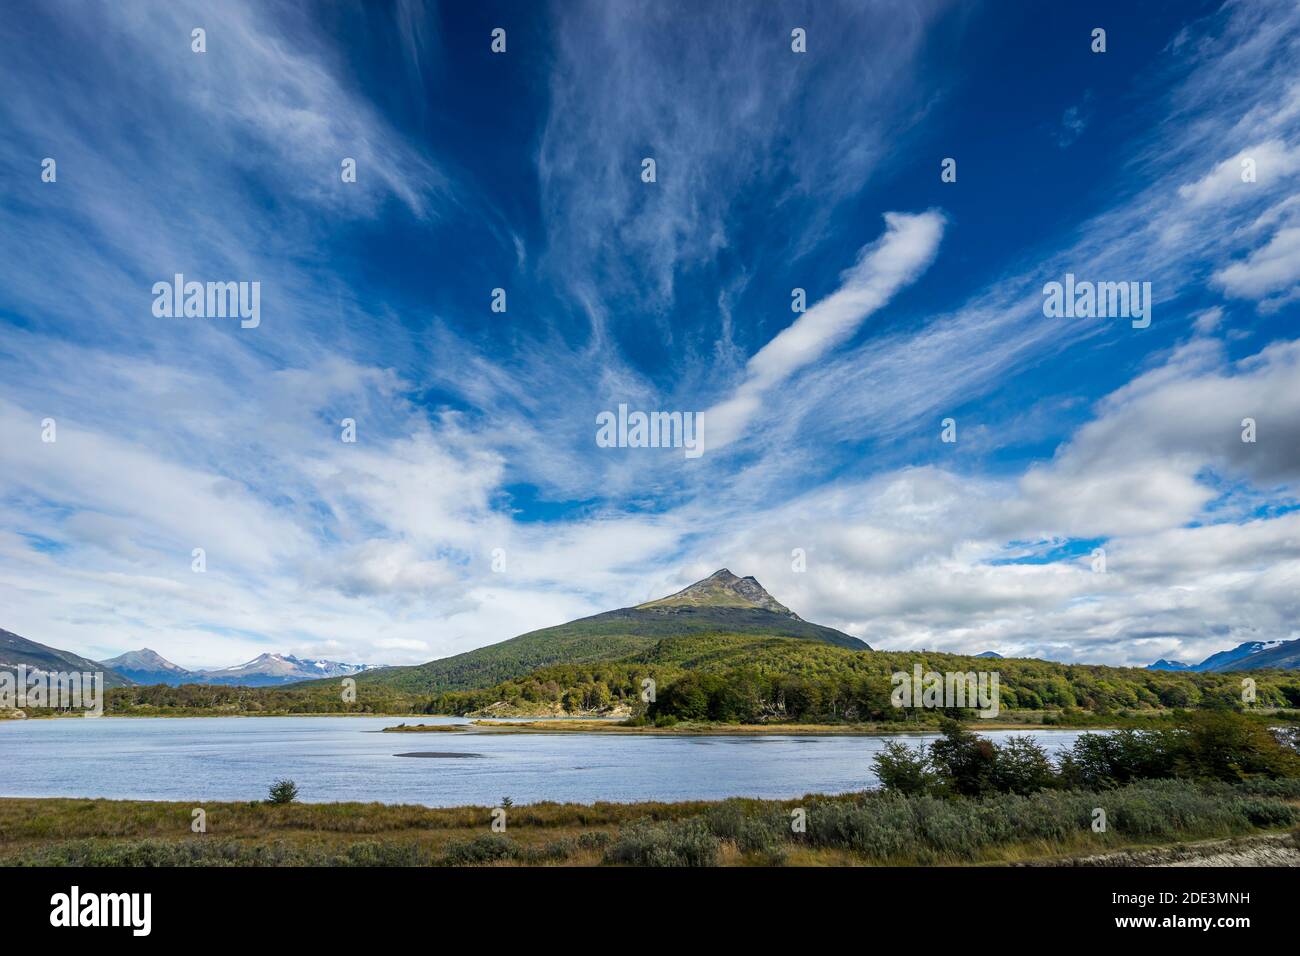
left=638, top=569, right=798, bottom=618
left=101, top=647, right=188, bottom=672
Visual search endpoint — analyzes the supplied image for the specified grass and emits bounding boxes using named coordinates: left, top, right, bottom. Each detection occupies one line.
left=3, top=779, right=1298, bottom=867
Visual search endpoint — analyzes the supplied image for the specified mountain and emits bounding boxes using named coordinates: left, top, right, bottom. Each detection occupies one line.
left=1146, top=639, right=1300, bottom=673
left=975, top=651, right=1003, bottom=659
left=99, top=648, right=195, bottom=686
left=638, top=570, right=798, bottom=615
left=330, top=569, right=869, bottom=696
left=1198, top=640, right=1300, bottom=672
left=0, top=628, right=134, bottom=688
left=200, top=653, right=381, bottom=687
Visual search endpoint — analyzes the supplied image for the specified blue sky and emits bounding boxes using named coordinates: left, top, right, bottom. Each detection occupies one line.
left=1, top=0, right=1298, bottom=669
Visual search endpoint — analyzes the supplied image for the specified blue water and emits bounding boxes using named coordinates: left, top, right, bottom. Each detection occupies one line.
left=0, top=717, right=1096, bottom=806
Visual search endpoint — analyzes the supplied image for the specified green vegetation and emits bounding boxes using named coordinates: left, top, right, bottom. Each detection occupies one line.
left=4, top=778, right=1297, bottom=866
left=267, top=779, right=298, bottom=804
left=25, top=633, right=1300, bottom=724
left=299, top=600, right=865, bottom=700
left=424, top=633, right=1300, bottom=724
left=90, top=682, right=426, bottom=717
left=6, top=712, right=1299, bottom=867
left=873, top=713, right=1300, bottom=797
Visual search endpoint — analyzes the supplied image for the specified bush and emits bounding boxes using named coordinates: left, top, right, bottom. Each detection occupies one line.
left=872, top=741, right=937, bottom=796
left=704, top=802, right=788, bottom=856
left=439, top=834, right=519, bottom=865
left=929, top=720, right=998, bottom=796
left=991, top=737, right=1058, bottom=795
left=576, top=831, right=612, bottom=850
left=267, top=779, right=299, bottom=804
left=604, top=819, right=719, bottom=867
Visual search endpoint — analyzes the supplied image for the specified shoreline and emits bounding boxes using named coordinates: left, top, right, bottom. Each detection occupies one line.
left=459, top=719, right=1109, bottom=736
left=4, top=712, right=1128, bottom=735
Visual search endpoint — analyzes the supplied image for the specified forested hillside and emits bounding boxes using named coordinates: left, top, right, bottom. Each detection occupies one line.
left=423, top=634, right=1300, bottom=723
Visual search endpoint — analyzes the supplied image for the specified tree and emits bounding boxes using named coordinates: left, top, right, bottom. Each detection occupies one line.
left=872, top=741, right=937, bottom=795
left=1161, top=710, right=1300, bottom=781
left=990, top=736, right=1057, bottom=794
left=268, top=779, right=299, bottom=804
left=928, top=719, right=997, bottom=796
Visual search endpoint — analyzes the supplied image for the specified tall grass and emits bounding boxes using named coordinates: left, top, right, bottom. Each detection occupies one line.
left=5, top=779, right=1298, bottom=866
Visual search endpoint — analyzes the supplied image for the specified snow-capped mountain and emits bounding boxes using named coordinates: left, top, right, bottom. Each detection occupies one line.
left=1146, top=640, right=1299, bottom=673
left=92, top=648, right=383, bottom=687
left=198, top=653, right=382, bottom=687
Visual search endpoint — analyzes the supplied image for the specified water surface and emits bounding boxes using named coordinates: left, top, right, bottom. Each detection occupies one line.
left=0, top=716, right=1096, bottom=806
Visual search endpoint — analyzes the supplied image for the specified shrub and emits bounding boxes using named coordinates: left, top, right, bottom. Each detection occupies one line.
left=704, top=802, right=788, bottom=856
left=991, top=736, right=1058, bottom=795
left=604, top=819, right=719, bottom=867
left=928, top=720, right=997, bottom=796
left=439, top=834, right=519, bottom=865
left=872, top=741, right=937, bottom=796
left=576, top=830, right=612, bottom=849
left=267, top=779, right=299, bottom=804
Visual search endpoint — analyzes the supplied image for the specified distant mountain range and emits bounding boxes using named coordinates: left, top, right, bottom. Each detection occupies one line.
left=95, top=649, right=381, bottom=687
left=1146, top=639, right=1300, bottom=673
left=0, top=629, right=377, bottom=689
left=196, top=653, right=381, bottom=687
left=322, top=568, right=869, bottom=696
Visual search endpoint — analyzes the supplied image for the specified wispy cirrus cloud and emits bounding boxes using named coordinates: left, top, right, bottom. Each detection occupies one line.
left=705, top=210, right=946, bottom=448
left=0, top=0, right=1298, bottom=674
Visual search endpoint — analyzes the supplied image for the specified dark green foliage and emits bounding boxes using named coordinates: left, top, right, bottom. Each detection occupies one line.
left=878, top=711, right=1300, bottom=799
left=929, top=720, right=999, bottom=796
left=990, top=736, right=1059, bottom=795
left=94, top=632, right=1300, bottom=724
left=304, top=602, right=864, bottom=700
left=1058, top=728, right=1177, bottom=788
left=267, top=779, right=298, bottom=804
left=423, top=634, right=1300, bottom=722
left=1162, top=709, right=1300, bottom=780
left=872, top=741, right=938, bottom=796
left=98, top=681, right=424, bottom=716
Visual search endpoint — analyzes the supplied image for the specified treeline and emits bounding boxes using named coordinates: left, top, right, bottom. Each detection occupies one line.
left=425, top=634, right=1300, bottom=722
left=96, top=682, right=424, bottom=716
left=30, top=633, right=1300, bottom=722
left=425, top=663, right=665, bottom=716
left=874, top=712, right=1300, bottom=798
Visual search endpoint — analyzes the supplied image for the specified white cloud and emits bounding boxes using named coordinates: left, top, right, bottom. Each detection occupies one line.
left=706, top=210, right=945, bottom=448
left=1177, top=140, right=1300, bottom=208
left=1214, top=226, right=1300, bottom=301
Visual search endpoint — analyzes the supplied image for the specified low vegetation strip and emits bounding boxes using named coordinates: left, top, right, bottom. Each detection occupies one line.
left=3, top=779, right=1297, bottom=867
